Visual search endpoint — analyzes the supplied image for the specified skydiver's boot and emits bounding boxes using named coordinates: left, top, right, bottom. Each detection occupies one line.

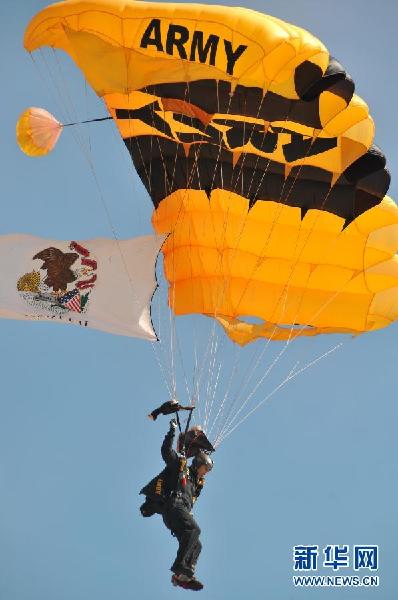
left=183, top=577, right=204, bottom=591
left=171, top=574, right=204, bottom=591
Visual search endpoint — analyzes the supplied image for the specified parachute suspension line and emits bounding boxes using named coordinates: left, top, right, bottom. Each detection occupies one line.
left=192, top=339, right=201, bottom=423
left=127, top=130, right=177, bottom=395
left=211, top=328, right=274, bottom=442
left=34, top=50, right=87, bottom=156
left=152, top=283, right=175, bottom=400
left=207, top=78, right=328, bottom=440
left=212, top=221, right=304, bottom=437
left=84, top=83, right=178, bottom=395
left=216, top=341, right=344, bottom=445
left=148, top=80, right=205, bottom=407
left=163, top=86, right=199, bottom=406
left=207, top=342, right=240, bottom=438
left=83, top=80, right=92, bottom=157
left=45, top=57, right=113, bottom=229
left=30, top=48, right=94, bottom=158
left=190, top=77, right=291, bottom=435
left=204, top=355, right=224, bottom=431
left=196, top=88, right=238, bottom=429
left=247, top=129, right=340, bottom=341
left=206, top=96, right=300, bottom=437
left=130, top=132, right=176, bottom=397
left=189, top=164, right=223, bottom=419
left=104, top=97, right=147, bottom=236
left=32, top=49, right=92, bottom=158
left=50, top=48, right=95, bottom=160
left=204, top=327, right=233, bottom=430
left=32, top=49, right=154, bottom=349
left=152, top=67, right=238, bottom=406
left=206, top=87, right=285, bottom=315
left=215, top=119, right=354, bottom=442
left=84, top=78, right=90, bottom=137
left=132, top=121, right=179, bottom=400
left=183, top=83, right=337, bottom=441
left=151, top=77, right=236, bottom=420
left=41, top=47, right=105, bottom=199
left=179, top=78, right=205, bottom=410
left=152, top=270, right=175, bottom=400
left=208, top=89, right=333, bottom=439
left=189, top=312, right=226, bottom=426
left=37, top=48, right=111, bottom=215
left=227, top=108, right=322, bottom=321
left=29, top=48, right=91, bottom=157
left=203, top=86, right=240, bottom=416
left=204, top=77, right=301, bottom=438
left=29, top=53, right=65, bottom=124
left=174, top=320, right=195, bottom=405
left=212, top=163, right=283, bottom=434
left=130, top=130, right=175, bottom=414
left=186, top=210, right=203, bottom=421
left=277, top=159, right=344, bottom=333
left=197, top=84, right=237, bottom=426
left=159, top=96, right=181, bottom=403
left=176, top=78, right=213, bottom=409
left=203, top=331, right=226, bottom=431
left=216, top=332, right=298, bottom=442
left=197, top=79, right=246, bottom=424
left=187, top=162, right=202, bottom=421
left=203, top=327, right=219, bottom=426
left=216, top=260, right=361, bottom=444
left=151, top=341, right=173, bottom=398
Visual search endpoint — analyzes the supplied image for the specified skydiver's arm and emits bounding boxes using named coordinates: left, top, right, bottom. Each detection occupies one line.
left=161, top=421, right=178, bottom=465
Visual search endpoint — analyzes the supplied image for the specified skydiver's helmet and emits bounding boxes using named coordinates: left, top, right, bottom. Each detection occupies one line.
left=191, top=451, right=214, bottom=473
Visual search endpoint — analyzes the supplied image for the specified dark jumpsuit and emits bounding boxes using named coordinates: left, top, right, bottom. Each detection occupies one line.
left=161, top=428, right=203, bottom=578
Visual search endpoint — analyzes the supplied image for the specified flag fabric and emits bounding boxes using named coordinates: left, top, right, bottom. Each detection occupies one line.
left=0, top=233, right=165, bottom=339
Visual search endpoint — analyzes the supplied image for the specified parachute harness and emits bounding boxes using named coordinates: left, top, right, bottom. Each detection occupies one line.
left=178, top=457, right=188, bottom=489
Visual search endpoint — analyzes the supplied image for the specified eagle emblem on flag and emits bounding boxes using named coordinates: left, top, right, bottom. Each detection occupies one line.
left=17, top=241, right=97, bottom=317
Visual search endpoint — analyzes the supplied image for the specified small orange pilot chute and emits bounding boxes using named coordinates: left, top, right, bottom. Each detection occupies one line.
left=16, top=107, right=63, bottom=157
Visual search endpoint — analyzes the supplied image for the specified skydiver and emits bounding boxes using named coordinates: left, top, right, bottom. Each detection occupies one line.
left=140, top=418, right=213, bottom=591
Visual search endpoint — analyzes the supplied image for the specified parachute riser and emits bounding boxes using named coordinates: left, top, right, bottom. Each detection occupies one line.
left=181, top=405, right=195, bottom=456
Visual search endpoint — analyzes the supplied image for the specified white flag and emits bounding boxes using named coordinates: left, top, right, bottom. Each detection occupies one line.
left=0, top=233, right=165, bottom=339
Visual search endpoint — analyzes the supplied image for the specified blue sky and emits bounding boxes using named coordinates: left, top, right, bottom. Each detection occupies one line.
left=1, top=1, right=398, bottom=599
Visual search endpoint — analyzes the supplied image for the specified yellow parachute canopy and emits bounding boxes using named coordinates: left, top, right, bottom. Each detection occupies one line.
left=23, top=0, right=398, bottom=343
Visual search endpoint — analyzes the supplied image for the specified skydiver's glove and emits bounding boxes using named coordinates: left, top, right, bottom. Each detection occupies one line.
left=169, top=418, right=177, bottom=432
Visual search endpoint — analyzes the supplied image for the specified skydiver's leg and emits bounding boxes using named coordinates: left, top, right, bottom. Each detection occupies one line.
left=186, top=538, right=202, bottom=575
left=163, top=503, right=201, bottom=578
left=172, top=525, right=200, bottom=577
